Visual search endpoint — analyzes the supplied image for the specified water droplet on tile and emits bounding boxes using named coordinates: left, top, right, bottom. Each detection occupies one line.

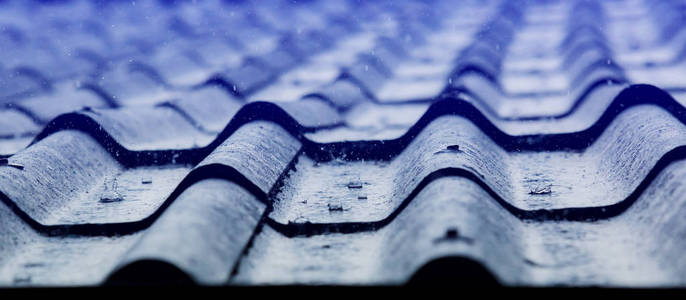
left=100, top=177, right=124, bottom=203
left=100, top=193, right=123, bottom=203
left=347, top=182, right=363, bottom=189
left=529, top=184, right=552, bottom=195
left=291, top=216, right=310, bottom=224
left=328, top=202, right=347, bottom=212
left=434, top=144, right=462, bottom=155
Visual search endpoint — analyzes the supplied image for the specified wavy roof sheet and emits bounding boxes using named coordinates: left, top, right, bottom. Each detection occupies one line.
left=1, top=0, right=686, bottom=287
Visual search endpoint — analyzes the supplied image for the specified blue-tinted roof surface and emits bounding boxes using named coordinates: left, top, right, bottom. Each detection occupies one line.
left=1, top=0, right=686, bottom=287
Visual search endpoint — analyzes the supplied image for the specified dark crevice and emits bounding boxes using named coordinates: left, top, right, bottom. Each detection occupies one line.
left=105, top=259, right=196, bottom=286
left=407, top=256, right=500, bottom=286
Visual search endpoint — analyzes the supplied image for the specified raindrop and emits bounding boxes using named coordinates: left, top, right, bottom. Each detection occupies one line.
left=529, top=184, right=552, bottom=195
left=347, top=182, right=363, bottom=189
left=100, top=177, right=124, bottom=203
left=328, top=202, right=346, bottom=212
left=434, top=144, right=462, bottom=155
left=290, top=216, right=310, bottom=224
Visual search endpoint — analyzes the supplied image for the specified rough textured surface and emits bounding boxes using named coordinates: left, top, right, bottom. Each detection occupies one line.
left=2, top=0, right=686, bottom=287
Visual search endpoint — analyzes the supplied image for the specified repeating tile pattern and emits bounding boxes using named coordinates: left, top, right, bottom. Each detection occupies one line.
left=1, top=0, right=686, bottom=286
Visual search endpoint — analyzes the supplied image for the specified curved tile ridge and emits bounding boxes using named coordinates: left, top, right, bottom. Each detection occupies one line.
left=0, top=84, right=677, bottom=188
left=299, top=3, right=521, bottom=110
left=0, top=120, right=300, bottom=236
left=242, top=177, right=523, bottom=285
left=105, top=122, right=304, bottom=284
left=4, top=84, right=686, bottom=238
left=444, top=4, right=612, bottom=86
left=439, top=8, right=623, bottom=108
left=267, top=102, right=686, bottom=235
left=387, top=165, right=686, bottom=285
left=106, top=179, right=267, bottom=285
left=236, top=171, right=686, bottom=285
left=21, top=84, right=685, bottom=167
left=29, top=99, right=339, bottom=168
left=309, top=84, right=685, bottom=160
left=309, top=35, right=626, bottom=117
left=269, top=147, right=686, bottom=236
left=443, top=68, right=627, bottom=121
left=200, top=12, right=371, bottom=99
left=309, top=62, right=625, bottom=118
